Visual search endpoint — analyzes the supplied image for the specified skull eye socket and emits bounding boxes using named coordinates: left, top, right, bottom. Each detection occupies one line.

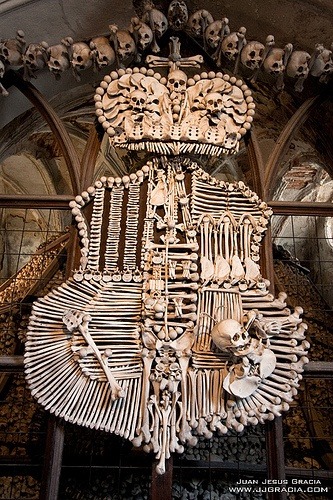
left=272, top=62, right=279, bottom=68
left=209, top=30, right=215, bottom=35
left=249, top=50, right=256, bottom=58
left=179, top=79, right=185, bottom=86
left=227, top=42, right=234, bottom=48
left=28, top=54, right=34, bottom=60
left=207, top=99, right=214, bottom=105
left=169, top=78, right=175, bottom=85
left=125, top=43, right=131, bottom=49
left=53, top=60, right=60, bottom=67
left=76, top=56, right=83, bottom=62
left=232, top=333, right=240, bottom=342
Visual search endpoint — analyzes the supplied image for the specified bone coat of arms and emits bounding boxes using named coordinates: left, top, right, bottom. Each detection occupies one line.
left=25, top=38, right=309, bottom=474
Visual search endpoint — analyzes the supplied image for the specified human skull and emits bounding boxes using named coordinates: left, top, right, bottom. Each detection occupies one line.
left=138, top=24, right=153, bottom=51
left=241, top=41, right=265, bottom=70
left=90, top=37, right=115, bottom=70
left=211, top=318, right=250, bottom=353
left=205, top=19, right=230, bottom=49
left=167, top=0, right=189, bottom=31
left=0, top=30, right=25, bottom=67
left=221, top=32, right=239, bottom=60
left=46, top=38, right=73, bottom=78
left=71, top=42, right=92, bottom=75
left=310, top=46, right=333, bottom=83
left=143, top=8, right=168, bottom=39
left=263, top=48, right=285, bottom=75
left=168, top=69, right=187, bottom=95
left=187, top=9, right=214, bottom=38
left=22, top=42, right=48, bottom=78
left=204, top=92, right=224, bottom=116
left=132, top=20, right=153, bottom=52
left=286, top=50, right=311, bottom=78
left=130, top=90, right=147, bottom=113
left=116, top=30, right=136, bottom=62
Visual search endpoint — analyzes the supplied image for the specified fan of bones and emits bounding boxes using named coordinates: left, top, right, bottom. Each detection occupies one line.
left=1, top=0, right=332, bottom=97
left=25, top=29, right=309, bottom=477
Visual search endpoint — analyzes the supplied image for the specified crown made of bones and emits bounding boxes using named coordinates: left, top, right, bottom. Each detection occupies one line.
left=95, top=37, right=254, bottom=156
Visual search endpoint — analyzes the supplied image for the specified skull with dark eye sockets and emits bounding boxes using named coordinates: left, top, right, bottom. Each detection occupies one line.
left=71, top=42, right=92, bottom=72
left=167, top=69, right=187, bottom=95
left=211, top=318, right=250, bottom=354
left=130, top=90, right=147, bottom=113
left=241, top=41, right=265, bottom=70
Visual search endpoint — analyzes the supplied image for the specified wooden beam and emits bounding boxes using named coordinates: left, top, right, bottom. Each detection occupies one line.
left=266, top=417, right=287, bottom=500
left=0, top=194, right=72, bottom=208
left=303, top=361, right=333, bottom=378
left=0, top=355, right=24, bottom=371
left=150, top=457, right=173, bottom=500
left=39, top=416, right=65, bottom=500
left=269, top=200, right=333, bottom=216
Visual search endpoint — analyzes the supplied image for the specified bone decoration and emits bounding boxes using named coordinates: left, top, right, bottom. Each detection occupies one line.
left=1, top=2, right=332, bottom=94
left=25, top=159, right=309, bottom=475
left=95, top=37, right=254, bottom=156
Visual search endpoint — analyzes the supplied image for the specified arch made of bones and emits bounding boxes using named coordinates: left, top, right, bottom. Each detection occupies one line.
left=1, top=1, right=332, bottom=98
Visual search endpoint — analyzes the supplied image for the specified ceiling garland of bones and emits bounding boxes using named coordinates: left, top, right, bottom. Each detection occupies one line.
left=0, top=0, right=332, bottom=97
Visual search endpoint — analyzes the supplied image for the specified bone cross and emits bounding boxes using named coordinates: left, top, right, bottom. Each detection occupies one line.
left=146, top=36, right=203, bottom=70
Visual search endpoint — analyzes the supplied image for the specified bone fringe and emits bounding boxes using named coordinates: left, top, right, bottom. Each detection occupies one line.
left=105, top=184, right=124, bottom=271
left=123, top=181, right=141, bottom=270
left=87, top=185, right=105, bottom=270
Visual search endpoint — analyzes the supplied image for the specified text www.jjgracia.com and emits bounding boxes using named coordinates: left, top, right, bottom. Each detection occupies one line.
left=228, top=479, right=329, bottom=495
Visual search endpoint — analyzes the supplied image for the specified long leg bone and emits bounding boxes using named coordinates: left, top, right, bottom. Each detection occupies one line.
left=63, top=310, right=125, bottom=401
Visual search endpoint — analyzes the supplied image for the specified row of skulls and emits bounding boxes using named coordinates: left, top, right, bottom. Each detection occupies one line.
left=0, top=0, right=332, bottom=96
